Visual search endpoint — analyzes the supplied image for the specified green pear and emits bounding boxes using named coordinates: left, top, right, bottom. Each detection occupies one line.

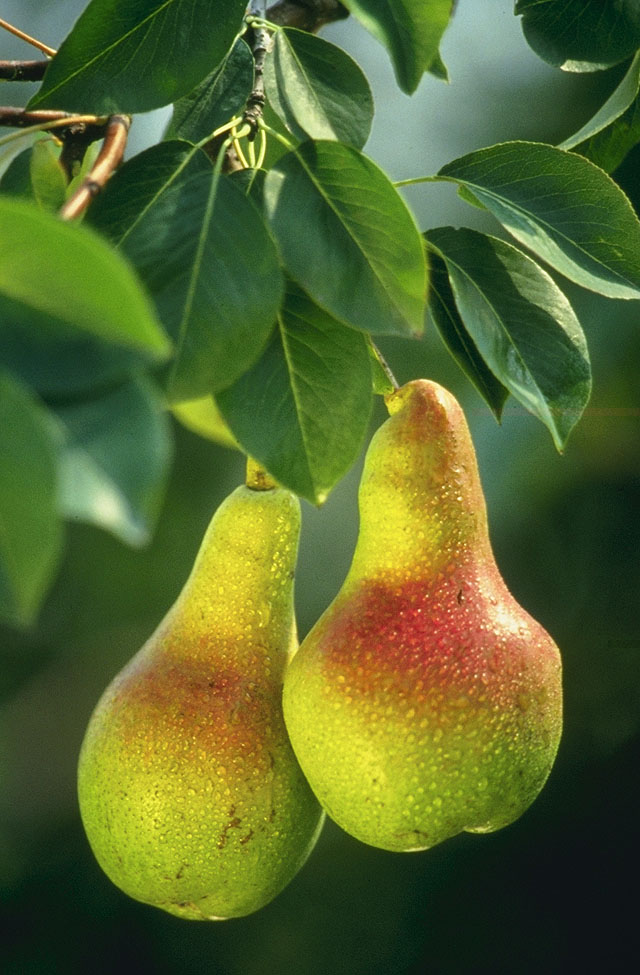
left=78, top=480, right=324, bottom=919
left=283, top=380, right=562, bottom=852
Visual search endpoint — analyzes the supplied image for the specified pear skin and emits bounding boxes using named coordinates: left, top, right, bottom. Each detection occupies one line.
left=283, top=380, right=562, bottom=852
left=78, top=484, right=324, bottom=919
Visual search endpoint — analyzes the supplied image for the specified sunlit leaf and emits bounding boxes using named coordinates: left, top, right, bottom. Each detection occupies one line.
left=264, top=28, right=373, bottom=147
left=264, top=141, right=427, bottom=337
left=438, top=141, right=640, bottom=299
left=426, top=226, right=591, bottom=450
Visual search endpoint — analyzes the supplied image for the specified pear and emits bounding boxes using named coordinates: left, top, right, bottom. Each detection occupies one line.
left=283, top=380, right=562, bottom=853
left=78, top=480, right=324, bottom=919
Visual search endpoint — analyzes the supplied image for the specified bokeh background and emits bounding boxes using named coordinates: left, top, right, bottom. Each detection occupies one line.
left=2, top=1, right=639, bottom=972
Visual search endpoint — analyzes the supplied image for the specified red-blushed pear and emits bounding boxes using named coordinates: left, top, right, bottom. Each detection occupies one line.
left=78, top=469, right=324, bottom=919
left=283, top=380, right=562, bottom=853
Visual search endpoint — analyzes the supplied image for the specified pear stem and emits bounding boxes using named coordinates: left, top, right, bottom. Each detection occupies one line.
left=246, top=456, right=277, bottom=491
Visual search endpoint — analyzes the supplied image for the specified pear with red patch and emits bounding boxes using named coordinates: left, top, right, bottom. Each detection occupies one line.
left=78, top=480, right=323, bottom=919
left=283, top=379, right=562, bottom=852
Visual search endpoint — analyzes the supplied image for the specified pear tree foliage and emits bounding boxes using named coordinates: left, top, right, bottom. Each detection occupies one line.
left=2, top=0, right=640, bottom=625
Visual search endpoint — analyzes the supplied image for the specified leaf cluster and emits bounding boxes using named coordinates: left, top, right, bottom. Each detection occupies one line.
left=1, top=0, right=640, bottom=625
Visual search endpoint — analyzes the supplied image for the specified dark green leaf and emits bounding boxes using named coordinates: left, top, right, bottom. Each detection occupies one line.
left=516, top=0, right=640, bottom=71
left=427, top=247, right=509, bottom=419
left=30, top=139, right=67, bottom=211
left=260, top=98, right=299, bottom=171
left=0, top=197, right=171, bottom=356
left=425, top=226, right=591, bottom=450
left=87, top=139, right=213, bottom=244
left=574, top=97, right=640, bottom=173
left=438, top=141, right=640, bottom=299
left=28, top=0, right=248, bottom=113
left=560, top=53, right=640, bottom=152
left=54, top=377, right=172, bottom=546
left=264, top=28, right=373, bottom=148
left=166, top=39, right=254, bottom=144
left=341, top=0, right=454, bottom=94
left=229, top=167, right=266, bottom=207
left=563, top=55, right=640, bottom=172
left=218, top=282, right=373, bottom=504
left=88, top=140, right=213, bottom=243
left=0, top=309, right=156, bottom=399
left=0, top=373, right=63, bottom=627
left=93, top=153, right=283, bottom=400
left=263, top=140, right=427, bottom=337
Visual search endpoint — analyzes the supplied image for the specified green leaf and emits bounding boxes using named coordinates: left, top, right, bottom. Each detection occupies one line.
left=0, top=311, right=156, bottom=399
left=0, top=373, right=63, bottom=627
left=171, top=396, right=239, bottom=450
left=217, top=282, right=373, bottom=504
left=425, top=226, right=591, bottom=450
left=0, top=197, right=171, bottom=356
left=437, top=141, right=640, bottom=299
left=574, top=97, right=640, bottom=174
left=93, top=148, right=283, bottom=400
left=428, top=49, right=449, bottom=82
left=516, top=0, right=640, bottom=72
left=264, top=27, right=373, bottom=148
left=166, top=38, right=254, bottom=144
left=341, top=0, right=454, bottom=94
left=229, top=167, right=266, bottom=207
left=54, top=377, right=172, bottom=546
left=426, top=247, right=509, bottom=419
left=263, top=140, right=427, bottom=337
left=28, top=0, right=248, bottom=114
left=87, top=140, right=213, bottom=242
left=30, top=139, right=68, bottom=211
left=560, top=53, right=640, bottom=151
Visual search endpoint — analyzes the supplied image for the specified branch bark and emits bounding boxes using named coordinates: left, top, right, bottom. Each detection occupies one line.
left=59, top=115, right=130, bottom=221
left=265, top=0, right=349, bottom=32
left=0, top=59, right=48, bottom=81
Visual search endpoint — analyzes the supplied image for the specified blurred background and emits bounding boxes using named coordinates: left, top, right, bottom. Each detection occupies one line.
left=1, top=1, right=639, bottom=972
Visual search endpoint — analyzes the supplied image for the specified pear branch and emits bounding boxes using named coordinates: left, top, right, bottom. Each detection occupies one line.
left=0, top=107, right=79, bottom=129
left=264, top=0, right=349, bottom=31
left=0, top=17, right=56, bottom=57
left=0, top=59, right=48, bottom=81
left=243, top=27, right=270, bottom=138
left=59, top=115, right=131, bottom=221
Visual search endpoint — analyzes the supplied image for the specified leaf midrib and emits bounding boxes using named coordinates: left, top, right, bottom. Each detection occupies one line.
left=434, top=244, right=561, bottom=445
left=292, top=145, right=421, bottom=329
left=438, top=161, right=640, bottom=291
left=33, top=0, right=176, bottom=103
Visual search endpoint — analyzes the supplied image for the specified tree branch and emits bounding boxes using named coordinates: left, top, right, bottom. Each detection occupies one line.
left=243, top=27, right=269, bottom=138
left=0, top=16, right=56, bottom=57
left=0, top=107, right=75, bottom=128
left=265, top=0, right=349, bottom=31
left=0, top=58, right=48, bottom=81
left=236, top=0, right=349, bottom=154
left=59, top=115, right=131, bottom=221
